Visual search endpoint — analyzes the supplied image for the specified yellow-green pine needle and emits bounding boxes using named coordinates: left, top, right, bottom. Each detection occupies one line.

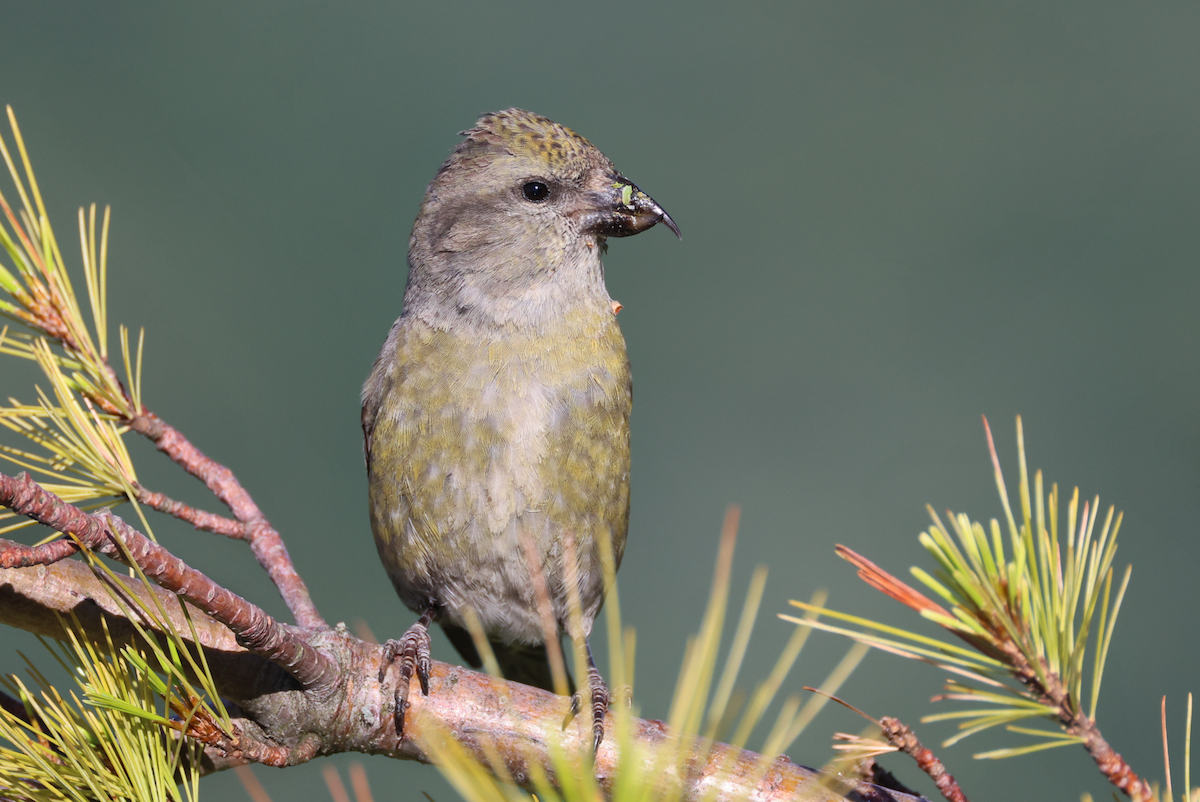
left=938, top=682, right=1058, bottom=712
left=666, top=514, right=737, bottom=738
left=908, top=566, right=959, bottom=607
left=596, top=524, right=628, bottom=694
left=785, top=602, right=1005, bottom=667
left=779, top=616, right=1002, bottom=688
left=975, top=727, right=1083, bottom=759
left=461, top=606, right=503, bottom=680
left=775, top=641, right=869, bottom=755
left=758, top=694, right=801, bottom=761
left=733, top=592, right=821, bottom=748
left=1016, top=417, right=1032, bottom=532
left=704, top=564, right=767, bottom=741
left=1090, top=563, right=1130, bottom=719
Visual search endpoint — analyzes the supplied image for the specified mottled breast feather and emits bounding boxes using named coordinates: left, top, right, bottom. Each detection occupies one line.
left=365, top=304, right=630, bottom=646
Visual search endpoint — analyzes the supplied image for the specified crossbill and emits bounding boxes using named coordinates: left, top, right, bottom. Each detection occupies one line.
left=362, top=109, right=677, bottom=746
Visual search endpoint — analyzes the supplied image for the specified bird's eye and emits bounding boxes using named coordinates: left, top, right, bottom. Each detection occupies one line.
left=522, top=181, right=551, bottom=202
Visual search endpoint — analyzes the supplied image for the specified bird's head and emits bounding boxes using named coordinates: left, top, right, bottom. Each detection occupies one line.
left=404, top=109, right=677, bottom=329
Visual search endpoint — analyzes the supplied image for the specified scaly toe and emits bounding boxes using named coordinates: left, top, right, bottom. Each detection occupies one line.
left=378, top=612, right=434, bottom=733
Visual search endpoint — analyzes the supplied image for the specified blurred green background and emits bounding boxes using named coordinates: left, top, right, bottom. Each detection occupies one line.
left=3, top=3, right=1199, bottom=800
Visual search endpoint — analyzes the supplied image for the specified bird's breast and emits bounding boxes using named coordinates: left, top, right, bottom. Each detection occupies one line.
left=366, top=307, right=631, bottom=637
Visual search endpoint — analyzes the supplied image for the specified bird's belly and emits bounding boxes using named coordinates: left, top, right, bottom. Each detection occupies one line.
left=368, top=326, right=630, bottom=644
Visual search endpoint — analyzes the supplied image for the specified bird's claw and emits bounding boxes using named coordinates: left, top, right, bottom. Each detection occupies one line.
left=563, top=662, right=611, bottom=753
left=379, top=612, right=434, bottom=733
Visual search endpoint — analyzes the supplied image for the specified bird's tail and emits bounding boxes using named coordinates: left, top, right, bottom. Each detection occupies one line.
left=441, top=623, right=574, bottom=694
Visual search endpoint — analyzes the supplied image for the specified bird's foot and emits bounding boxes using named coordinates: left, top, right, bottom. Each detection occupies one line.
left=378, top=609, right=434, bottom=734
left=564, top=657, right=610, bottom=753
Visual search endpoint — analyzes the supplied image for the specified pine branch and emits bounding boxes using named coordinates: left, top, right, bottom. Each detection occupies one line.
left=125, top=411, right=323, bottom=628
left=0, top=471, right=337, bottom=692
left=1, top=551, right=920, bottom=802
left=0, top=106, right=322, bottom=628
left=783, top=417, right=1153, bottom=802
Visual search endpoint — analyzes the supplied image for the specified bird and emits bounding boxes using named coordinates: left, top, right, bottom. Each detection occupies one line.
left=362, top=108, right=678, bottom=748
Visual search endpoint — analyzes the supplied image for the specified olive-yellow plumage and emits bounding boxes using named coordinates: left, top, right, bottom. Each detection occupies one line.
left=363, top=109, right=677, bottom=745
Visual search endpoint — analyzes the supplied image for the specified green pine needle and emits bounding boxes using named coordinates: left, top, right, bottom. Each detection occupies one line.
left=0, top=109, right=144, bottom=525
left=0, top=614, right=216, bottom=802
left=785, top=417, right=1130, bottom=756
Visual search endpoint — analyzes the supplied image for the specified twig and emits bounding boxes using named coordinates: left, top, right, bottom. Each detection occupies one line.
left=997, top=637, right=1150, bottom=802
left=840, top=543, right=1151, bottom=802
left=0, top=471, right=336, bottom=691
left=135, top=486, right=246, bottom=539
left=0, top=534, right=81, bottom=567
left=127, top=411, right=323, bottom=628
left=0, top=114, right=321, bottom=627
left=878, top=716, right=969, bottom=802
